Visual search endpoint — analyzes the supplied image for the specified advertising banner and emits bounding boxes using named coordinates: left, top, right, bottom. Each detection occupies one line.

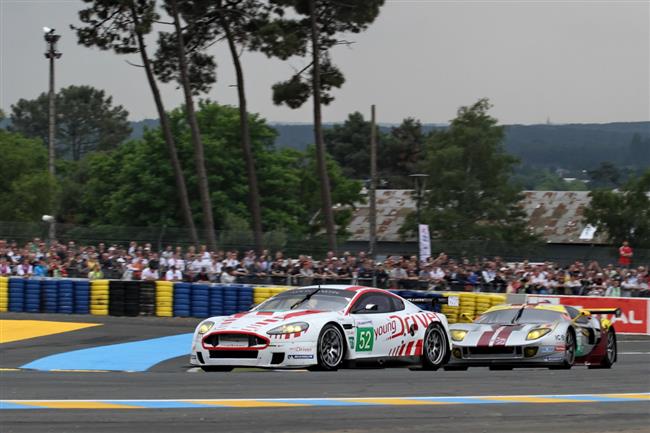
left=418, top=224, right=431, bottom=262
left=527, top=294, right=650, bottom=335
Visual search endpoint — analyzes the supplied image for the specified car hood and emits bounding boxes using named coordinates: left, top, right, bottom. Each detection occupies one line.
left=450, top=322, right=557, bottom=346
left=206, top=309, right=334, bottom=336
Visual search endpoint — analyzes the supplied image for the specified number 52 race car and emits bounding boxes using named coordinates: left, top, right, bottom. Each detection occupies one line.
left=446, top=303, right=619, bottom=370
left=190, top=285, right=452, bottom=371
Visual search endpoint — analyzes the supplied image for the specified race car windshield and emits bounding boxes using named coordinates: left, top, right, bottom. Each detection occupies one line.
left=476, top=308, right=565, bottom=324
left=254, top=289, right=353, bottom=312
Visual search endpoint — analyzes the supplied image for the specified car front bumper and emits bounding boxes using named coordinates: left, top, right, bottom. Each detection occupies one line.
left=447, top=343, right=567, bottom=366
left=190, top=338, right=319, bottom=368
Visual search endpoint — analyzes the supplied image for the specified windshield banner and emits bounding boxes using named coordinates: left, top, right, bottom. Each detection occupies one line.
left=526, top=295, right=650, bottom=335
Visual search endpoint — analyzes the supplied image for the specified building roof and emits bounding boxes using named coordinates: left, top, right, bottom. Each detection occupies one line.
left=346, top=190, right=607, bottom=244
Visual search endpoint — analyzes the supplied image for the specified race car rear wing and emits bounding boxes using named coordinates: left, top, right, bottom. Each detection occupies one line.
left=585, top=308, right=621, bottom=317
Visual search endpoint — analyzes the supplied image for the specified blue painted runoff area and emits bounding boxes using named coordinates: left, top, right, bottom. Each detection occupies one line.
left=20, top=333, right=193, bottom=372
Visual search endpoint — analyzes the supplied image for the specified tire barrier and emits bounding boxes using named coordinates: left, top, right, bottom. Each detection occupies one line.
left=223, top=285, right=238, bottom=316
left=74, top=280, right=90, bottom=315
left=57, top=280, right=74, bottom=314
left=124, top=281, right=141, bottom=317
left=191, top=283, right=210, bottom=318
left=0, top=276, right=7, bottom=312
left=253, top=286, right=291, bottom=306
left=8, top=278, right=25, bottom=312
left=0, top=279, right=507, bottom=326
left=139, top=281, right=156, bottom=316
left=91, top=279, right=109, bottom=316
left=441, top=292, right=506, bottom=324
left=24, top=279, right=40, bottom=313
left=209, top=285, right=224, bottom=316
left=155, top=281, right=173, bottom=317
left=237, top=285, right=253, bottom=313
left=108, top=280, right=126, bottom=317
left=41, top=279, right=59, bottom=313
left=173, top=282, right=191, bottom=317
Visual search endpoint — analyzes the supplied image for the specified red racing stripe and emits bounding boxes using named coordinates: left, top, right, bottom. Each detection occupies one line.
left=493, top=325, right=517, bottom=347
left=414, top=339, right=423, bottom=356
left=477, top=325, right=500, bottom=347
left=405, top=341, right=414, bottom=356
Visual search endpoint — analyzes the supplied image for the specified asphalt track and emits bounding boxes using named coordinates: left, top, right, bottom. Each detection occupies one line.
left=1, top=313, right=649, bottom=433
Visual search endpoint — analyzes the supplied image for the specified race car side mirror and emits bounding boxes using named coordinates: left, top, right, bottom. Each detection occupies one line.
left=351, top=303, right=378, bottom=314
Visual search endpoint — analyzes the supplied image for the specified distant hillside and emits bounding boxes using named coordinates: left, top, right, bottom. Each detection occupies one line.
left=272, top=121, right=650, bottom=171
left=504, top=122, right=650, bottom=170
left=7, top=115, right=650, bottom=172
left=128, top=118, right=160, bottom=140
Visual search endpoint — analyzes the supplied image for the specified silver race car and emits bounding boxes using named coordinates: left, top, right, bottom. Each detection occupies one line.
left=446, top=303, right=619, bottom=370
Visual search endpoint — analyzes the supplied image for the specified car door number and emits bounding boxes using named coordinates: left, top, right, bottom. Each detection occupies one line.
left=356, top=327, right=374, bottom=351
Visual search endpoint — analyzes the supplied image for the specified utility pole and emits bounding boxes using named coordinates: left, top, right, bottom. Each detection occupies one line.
left=44, top=27, right=61, bottom=242
left=368, top=105, right=377, bottom=258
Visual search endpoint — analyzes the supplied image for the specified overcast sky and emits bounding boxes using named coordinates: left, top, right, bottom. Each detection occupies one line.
left=1, top=0, right=648, bottom=125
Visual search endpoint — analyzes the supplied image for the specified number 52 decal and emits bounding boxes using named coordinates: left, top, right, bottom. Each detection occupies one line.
left=356, top=327, right=374, bottom=351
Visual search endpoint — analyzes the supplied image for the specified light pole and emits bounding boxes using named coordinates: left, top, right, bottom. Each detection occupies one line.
left=409, top=173, right=429, bottom=224
left=43, top=27, right=61, bottom=242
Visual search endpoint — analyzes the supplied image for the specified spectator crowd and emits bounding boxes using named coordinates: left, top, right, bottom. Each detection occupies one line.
left=0, top=238, right=648, bottom=298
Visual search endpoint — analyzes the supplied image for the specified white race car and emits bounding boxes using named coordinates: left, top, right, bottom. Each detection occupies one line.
left=190, top=285, right=452, bottom=371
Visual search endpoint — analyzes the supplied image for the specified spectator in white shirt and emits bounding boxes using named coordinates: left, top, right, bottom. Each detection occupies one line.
left=220, top=266, right=237, bottom=284
left=165, top=266, right=183, bottom=282
left=142, top=265, right=159, bottom=281
left=16, top=261, right=33, bottom=277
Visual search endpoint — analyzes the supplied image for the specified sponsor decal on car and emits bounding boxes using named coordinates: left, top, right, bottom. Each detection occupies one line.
left=287, top=354, right=314, bottom=360
left=375, top=321, right=398, bottom=339
left=382, top=313, right=438, bottom=340
left=540, top=346, right=555, bottom=354
left=544, top=356, right=564, bottom=362
left=292, top=346, right=313, bottom=353
left=554, top=344, right=566, bottom=351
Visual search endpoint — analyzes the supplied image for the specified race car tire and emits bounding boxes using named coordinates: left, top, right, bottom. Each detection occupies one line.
left=443, top=365, right=468, bottom=371
left=311, top=324, right=345, bottom=371
left=200, top=366, right=234, bottom=372
left=588, top=328, right=617, bottom=369
left=550, top=329, right=576, bottom=370
left=421, top=323, right=450, bottom=370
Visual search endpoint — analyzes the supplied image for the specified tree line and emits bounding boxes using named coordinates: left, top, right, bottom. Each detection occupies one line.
left=2, top=0, right=649, bottom=248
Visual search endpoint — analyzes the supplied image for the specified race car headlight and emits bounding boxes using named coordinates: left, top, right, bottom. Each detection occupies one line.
left=197, top=321, right=214, bottom=335
left=526, top=328, right=552, bottom=340
left=451, top=330, right=468, bottom=342
left=267, top=322, right=309, bottom=335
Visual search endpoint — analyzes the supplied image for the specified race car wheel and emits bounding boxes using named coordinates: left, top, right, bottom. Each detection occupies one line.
left=551, top=330, right=576, bottom=370
left=589, top=328, right=617, bottom=369
left=200, top=366, right=234, bottom=372
left=313, top=324, right=345, bottom=371
left=421, top=324, right=450, bottom=370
